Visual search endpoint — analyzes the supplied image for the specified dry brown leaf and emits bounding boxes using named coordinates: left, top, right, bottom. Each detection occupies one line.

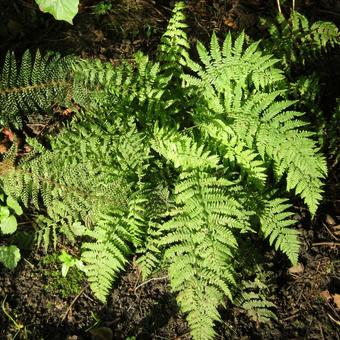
left=320, top=289, right=332, bottom=302
left=288, top=263, right=304, bottom=274
left=326, top=214, right=336, bottom=226
left=0, top=143, right=8, bottom=154
left=333, top=294, right=340, bottom=309
left=332, top=225, right=340, bottom=236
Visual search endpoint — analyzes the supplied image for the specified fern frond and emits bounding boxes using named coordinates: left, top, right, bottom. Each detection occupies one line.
left=202, top=119, right=267, bottom=187
left=158, top=1, right=189, bottom=72
left=184, top=31, right=284, bottom=95
left=82, top=211, right=132, bottom=302
left=257, top=120, right=327, bottom=214
left=136, top=221, right=163, bottom=280
left=261, top=11, right=340, bottom=71
left=259, top=197, right=299, bottom=264
left=160, top=170, right=249, bottom=339
left=35, top=215, right=58, bottom=252
left=0, top=50, right=73, bottom=127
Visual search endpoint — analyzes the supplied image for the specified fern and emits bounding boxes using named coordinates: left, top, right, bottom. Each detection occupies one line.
left=81, top=210, right=133, bottom=302
left=261, top=11, right=340, bottom=72
left=258, top=198, right=300, bottom=264
left=157, top=1, right=189, bottom=75
left=152, top=127, right=252, bottom=338
left=235, top=267, right=277, bottom=324
left=0, top=2, right=329, bottom=339
left=0, top=50, right=75, bottom=127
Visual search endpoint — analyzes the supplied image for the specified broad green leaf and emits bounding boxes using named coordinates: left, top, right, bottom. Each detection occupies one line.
left=0, top=245, right=21, bottom=269
left=0, top=215, right=17, bottom=234
left=35, top=0, right=79, bottom=24
left=61, top=263, right=70, bottom=277
left=6, top=196, right=23, bottom=216
left=59, top=250, right=79, bottom=277
left=0, top=206, right=10, bottom=220
left=59, top=250, right=74, bottom=265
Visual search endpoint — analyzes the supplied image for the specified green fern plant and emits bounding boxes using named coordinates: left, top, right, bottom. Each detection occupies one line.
left=260, top=11, right=339, bottom=72
left=0, top=2, right=328, bottom=339
left=260, top=11, right=339, bottom=158
left=235, top=267, right=277, bottom=325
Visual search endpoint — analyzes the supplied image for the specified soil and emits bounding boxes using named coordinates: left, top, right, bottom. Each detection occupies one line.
left=0, top=0, right=339, bottom=339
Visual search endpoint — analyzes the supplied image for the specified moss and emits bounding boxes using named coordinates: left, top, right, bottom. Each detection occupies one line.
left=42, top=254, right=85, bottom=299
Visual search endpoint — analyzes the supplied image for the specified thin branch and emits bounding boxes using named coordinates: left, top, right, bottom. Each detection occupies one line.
left=134, top=276, right=168, bottom=292
left=312, top=242, right=340, bottom=247
left=61, top=285, right=88, bottom=322
left=277, top=0, right=282, bottom=14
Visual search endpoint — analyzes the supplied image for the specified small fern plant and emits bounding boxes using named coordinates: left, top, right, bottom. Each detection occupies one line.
left=0, top=2, right=328, bottom=339
left=260, top=11, right=339, bottom=73
left=260, top=11, right=339, bottom=154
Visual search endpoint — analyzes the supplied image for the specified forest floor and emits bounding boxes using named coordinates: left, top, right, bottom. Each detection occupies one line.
left=0, top=0, right=339, bottom=339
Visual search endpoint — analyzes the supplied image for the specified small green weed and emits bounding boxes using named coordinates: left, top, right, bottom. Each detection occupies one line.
left=93, top=1, right=113, bottom=16
left=42, top=253, right=85, bottom=299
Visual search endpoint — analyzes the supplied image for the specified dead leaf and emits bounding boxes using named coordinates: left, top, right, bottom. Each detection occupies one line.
left=332, top=225, right=340, bottom=236
left=326, top=214, right=336, bottom=226
left=2, top=127, right=14, bottom=142
left=0, top=143, right=8, bottom=154
left=288, top=263, right=304, bottom=274
left=333, top=294, right=340, bottom=309
left=320, top=289, right=332, bottom=302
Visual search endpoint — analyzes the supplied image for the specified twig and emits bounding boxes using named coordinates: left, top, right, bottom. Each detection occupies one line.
left=323, top=222, right=339, bottom=241
left=23, top=258, right=34, bottom=268
left=318, top=322, right=325, bottom=340
left=61, top=285, right=88, bottom=322
left=83, top=293, right=95, bottom=302
left=328, top=313, right=340, bottom=326
left=292, top=0, right=295, bottom=12
left=134, top=276, right=168, bottom=292
left=281, top=311, right=300, bottom=321
left=277, top=0, right=282, bottom=14
left=312, top=242, right=340, bottom=247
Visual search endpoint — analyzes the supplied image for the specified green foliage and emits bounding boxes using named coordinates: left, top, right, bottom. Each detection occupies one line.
left=35, top=0, right=79, bottom=24
left=261, top=11, right=339, bottom=72
left=0, top=50, right=74, bottom=128
left=0, top=2, right=328, bottom=339
left=0, top=245, right=20, bottom=269
left=42, top=253, right=85, bottom=298
left=261, top=11, right=339, bottom=159
left=235, top=267, right=277, bottom=324
left=58, top=250, right=86, bottom=277
left=0, top=192, right=22, bottom=269
left=93, top=1, right=113, bottom=16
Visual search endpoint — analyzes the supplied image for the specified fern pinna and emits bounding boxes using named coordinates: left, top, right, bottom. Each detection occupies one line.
left=0, top=2, right=327, bottom=339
